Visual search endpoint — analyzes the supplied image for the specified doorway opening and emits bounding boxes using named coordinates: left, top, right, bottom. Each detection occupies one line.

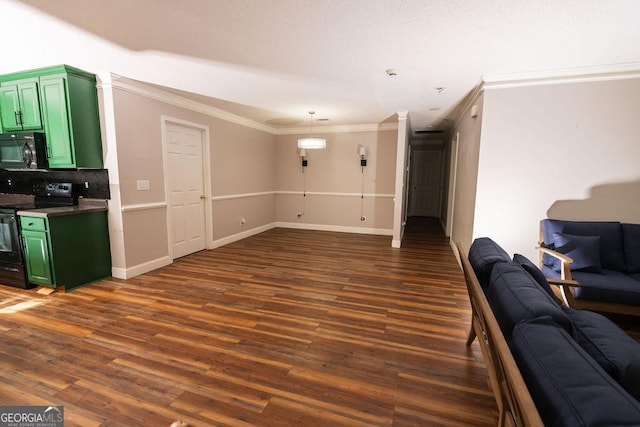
left=408, top=144, right=445, bottom=219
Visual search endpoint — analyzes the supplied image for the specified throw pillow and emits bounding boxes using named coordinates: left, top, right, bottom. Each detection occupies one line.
left=513, top=253, right=556, bottom=300
left=552, top=232, right=602, bottom=274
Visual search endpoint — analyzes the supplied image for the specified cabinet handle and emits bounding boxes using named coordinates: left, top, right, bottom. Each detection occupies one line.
left=15, top=111, right=21, bottom=125
left=28, top=222, right=34, bottom=227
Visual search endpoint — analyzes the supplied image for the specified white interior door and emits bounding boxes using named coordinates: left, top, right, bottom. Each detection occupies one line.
left=166, top=123, right=206, bottom=259
left=409, top=149, right=444, bottom=217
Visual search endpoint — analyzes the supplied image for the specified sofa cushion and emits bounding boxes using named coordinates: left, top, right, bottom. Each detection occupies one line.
left=622, top=223, right=640, bottom=273
left=552, top=232, right=602, bottom=273
left=541, top=264, right=560, bottom=279
left=572, top=270, right=640, bottom=305
left=512, top=253, right=556, bottom=299
left=486, top=262, right=572, bottom=339
left=468, top=237, right=511, bottom=289
left=541, top=219, right=625, bottom=271
left=563, top=307, right=640, bottom=401
left=510, top=316, right=640, bottom=427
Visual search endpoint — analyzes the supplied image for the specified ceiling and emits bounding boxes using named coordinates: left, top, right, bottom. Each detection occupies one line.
left=8, top=0, right=640, bottom=135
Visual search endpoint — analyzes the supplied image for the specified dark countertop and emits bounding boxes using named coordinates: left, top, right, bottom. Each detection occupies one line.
left=17, top=199, right=108, bottom=218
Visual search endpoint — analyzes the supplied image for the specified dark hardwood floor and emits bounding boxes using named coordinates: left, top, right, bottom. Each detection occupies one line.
left=4, top=217, right=635, bottom=426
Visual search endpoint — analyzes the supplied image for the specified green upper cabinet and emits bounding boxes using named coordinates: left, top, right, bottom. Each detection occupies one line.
left=0, top=65, right=103, bottom=168
left=0, top=78, right=43, bottom=131
left=39, top=75, right=75, bottom=168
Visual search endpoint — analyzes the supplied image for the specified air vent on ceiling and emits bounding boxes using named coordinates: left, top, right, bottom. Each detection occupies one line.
left=415, top=129, right=444, bottom=134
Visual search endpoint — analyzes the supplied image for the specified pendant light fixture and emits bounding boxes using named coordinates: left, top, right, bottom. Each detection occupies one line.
left=297, top=111, right=326, bottom=149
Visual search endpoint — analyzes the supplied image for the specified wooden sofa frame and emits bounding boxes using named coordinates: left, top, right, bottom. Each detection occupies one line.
left=537, top=222, right=640, bottom=316
left=456, top=242, right=543, bottom=427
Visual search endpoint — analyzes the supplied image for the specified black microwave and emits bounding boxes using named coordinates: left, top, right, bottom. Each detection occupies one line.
left=0, top=132, right=48, bottom=169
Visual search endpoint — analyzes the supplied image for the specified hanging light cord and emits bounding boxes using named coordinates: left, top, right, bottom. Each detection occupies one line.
left=302, top=165, right=306, bottom=215
left=360, top=168, right=365, bottom=220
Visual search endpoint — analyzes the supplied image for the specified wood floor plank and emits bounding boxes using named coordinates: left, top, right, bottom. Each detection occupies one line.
left=4, top=217, right=634, bottom=425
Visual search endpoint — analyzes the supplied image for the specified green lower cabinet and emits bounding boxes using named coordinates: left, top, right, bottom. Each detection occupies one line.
left=20, top=211, right=111, bottom=291
left=22, top=229, right=54, bottom=286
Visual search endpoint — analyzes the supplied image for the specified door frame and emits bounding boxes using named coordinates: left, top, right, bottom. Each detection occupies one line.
left=445, top=132, right=459, bottom=238
left=160, top=116, right=213, bottom=259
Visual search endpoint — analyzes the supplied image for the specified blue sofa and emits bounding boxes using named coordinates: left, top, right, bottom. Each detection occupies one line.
left=538, top=219, right=640, bottom=315
left=461, top=237, right=640, bottom=426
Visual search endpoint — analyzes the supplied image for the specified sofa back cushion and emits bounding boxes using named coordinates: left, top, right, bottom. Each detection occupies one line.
left=622, top=223, right=640, bottom=273
left=512, top=253, right=556, bottom=299
left=564, top=307, right=640, bottom=401
left=541, top=219, right=624, bottom=271
left=468, top=237, right=511, bottom=289
left=486, top=262, right=572, bottom=339
left=510, top=316, right=640, bottom=427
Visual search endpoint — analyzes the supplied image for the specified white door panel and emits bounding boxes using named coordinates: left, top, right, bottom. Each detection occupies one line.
left=166, top=123, right=206, bottom=259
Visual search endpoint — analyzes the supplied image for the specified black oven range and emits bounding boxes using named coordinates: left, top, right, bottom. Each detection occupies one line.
left=0, top=182, right=78, bottom=288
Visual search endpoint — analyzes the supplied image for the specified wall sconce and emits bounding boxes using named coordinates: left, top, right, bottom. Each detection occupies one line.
left=358, top=145, right=367, bottom=172
left=299, top=148, right=308, bottom=171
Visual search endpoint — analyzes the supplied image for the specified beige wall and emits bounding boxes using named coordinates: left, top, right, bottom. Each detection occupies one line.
left=104, top=83, right=398, bottom=277
left=275, top=130, right=397, bottom=233
left=108, top=87, right=276, bottom=276
left=450, top=92, right=484, bottom=252
left=473, top=77, right=640, bottom=261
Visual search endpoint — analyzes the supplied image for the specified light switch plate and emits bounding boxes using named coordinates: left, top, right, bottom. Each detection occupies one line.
left=137, top=180, right=150, bottom=190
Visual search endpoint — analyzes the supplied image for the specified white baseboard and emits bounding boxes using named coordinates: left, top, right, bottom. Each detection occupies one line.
left=111, top=255, right=172, bottom=279
left=276, top=221, right=393, bottom=236
left=212, top=223, right=277, bottom=248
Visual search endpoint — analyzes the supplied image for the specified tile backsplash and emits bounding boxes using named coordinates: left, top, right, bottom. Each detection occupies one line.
left=0, top=169, right=110, bottom=199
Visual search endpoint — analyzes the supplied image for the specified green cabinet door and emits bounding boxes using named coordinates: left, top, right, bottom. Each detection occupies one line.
left=0, top=85, right=21, bottom=130
left=22, top=229, right=54, bottom=286
left=39, top=76, right=74, bottom=168
left=0, top=79, right=42, bottom=131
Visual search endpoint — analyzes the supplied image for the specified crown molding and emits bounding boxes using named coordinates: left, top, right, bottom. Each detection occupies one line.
left=482, top=62, right=640, bottom=89
left=99, top=73, right=277, bottom=134
left=97, top=73, right=397, bottom=136
left=275, top=122, right=398, bottom=135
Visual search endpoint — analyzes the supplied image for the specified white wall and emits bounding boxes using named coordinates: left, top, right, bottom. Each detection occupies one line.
left=473, top=77, right=640, bottom=261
